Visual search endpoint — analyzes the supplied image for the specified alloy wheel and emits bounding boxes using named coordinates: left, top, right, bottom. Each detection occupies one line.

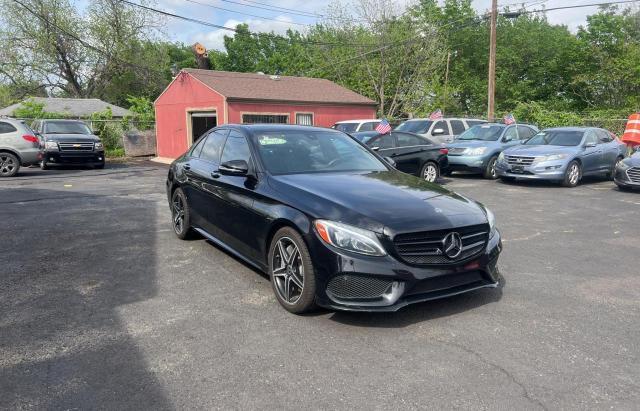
left=489, top=159, right=497, bottom=178
left=271, top=237, right=304, bottom=304
left=423, top=164, right=438, bottom=182
left=0, top=155, right=16, bottom=176
left=568, top=164, right=580, bottom=185
left=172, top=194, right=185, bottom=235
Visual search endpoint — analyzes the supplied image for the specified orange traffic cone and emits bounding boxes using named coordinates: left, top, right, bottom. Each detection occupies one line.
left=621, top=112, right=640, bottom=146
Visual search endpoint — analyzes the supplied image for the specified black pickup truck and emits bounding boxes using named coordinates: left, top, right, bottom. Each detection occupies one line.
left=32, top=119, right=105, bottom=169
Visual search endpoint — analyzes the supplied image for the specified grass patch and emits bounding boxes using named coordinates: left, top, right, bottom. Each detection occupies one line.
left=106, top=147, right=125, bottom=158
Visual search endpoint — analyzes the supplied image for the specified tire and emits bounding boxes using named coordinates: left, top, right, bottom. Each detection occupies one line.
left=617, top=184, right=631, bottom=192
left=268, top=227, right=317, bottom=314
left=170, top=188, right=194, bottom=240
left=39, top=159, right=49, bottom=170
left=607, top=156, right=623, bottom=180
left=483, top=155, right=499, bottom=179
left=500, top=176, right=516, bottom=183
left=562, top=160, right=582, bottom=187
left=420, top=161, right=440, bottom=183
left=0, top=152, right=20, bottom=177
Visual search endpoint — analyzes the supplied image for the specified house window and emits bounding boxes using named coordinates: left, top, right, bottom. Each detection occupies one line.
left=242, top=114, right=289, bottom=124
left=296, top=113, right=313, bottom=126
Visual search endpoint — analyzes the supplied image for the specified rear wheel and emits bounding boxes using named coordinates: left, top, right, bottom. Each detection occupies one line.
left=0, top=153, right=20, bottom=177
left=268, top=227, right=317, bottom=314
left=562, top=161, right=581, bottom=187
left=421, top=161, right=440, bottom=183
left=483, top=155, right=499, bottom=179
left=39, top=159, right=49, bottom=170
left=171, top=188, right=194, bottom=239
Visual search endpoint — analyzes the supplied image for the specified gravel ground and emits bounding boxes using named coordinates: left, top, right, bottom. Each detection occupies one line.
left=1, top=161, right=638, bottom=410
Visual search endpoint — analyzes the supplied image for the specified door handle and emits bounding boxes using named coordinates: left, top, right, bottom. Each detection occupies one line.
left=211, top=171, right=220, bottom=179
left=184, top=163, right=191, bottom=170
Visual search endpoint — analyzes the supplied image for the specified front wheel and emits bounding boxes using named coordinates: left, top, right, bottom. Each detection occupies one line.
left=607, top=156, right=623, bottom=180
left=421, top=161, right=440, bottom=183
left=39, top=159, right=49, bottom=170
left=171, top=188, right=194, bottom=239
left=562, top=161, right=582, bottom=187
left=0, top=152, right=20, bottom=177
left=483, top=155, right=499, bottom=179
left=268, top=227, right=317, bottom=314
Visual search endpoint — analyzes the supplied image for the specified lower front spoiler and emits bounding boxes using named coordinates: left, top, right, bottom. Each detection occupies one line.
left=318, top=280, right=499, bottom=312
left=614, top=177, right=640, bottom=189
left=41, top=151, right=105, bottom=165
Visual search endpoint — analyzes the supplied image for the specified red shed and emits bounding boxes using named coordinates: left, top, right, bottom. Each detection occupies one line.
left=154, top=69, right=378, bottom=159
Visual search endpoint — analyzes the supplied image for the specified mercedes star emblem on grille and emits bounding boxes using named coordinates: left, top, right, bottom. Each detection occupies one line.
left=442, top=232, right=463, bottom=259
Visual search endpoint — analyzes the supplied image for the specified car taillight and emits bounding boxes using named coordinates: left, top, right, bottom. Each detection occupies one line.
left=22, top=135, right=39, bottom=144
left=439, top=148, right=449, bottom=155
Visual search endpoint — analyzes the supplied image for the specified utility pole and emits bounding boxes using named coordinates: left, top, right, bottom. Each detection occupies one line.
left=487, top=0, right=497, bottom=122
left=443, top=52, right=451, bottom=116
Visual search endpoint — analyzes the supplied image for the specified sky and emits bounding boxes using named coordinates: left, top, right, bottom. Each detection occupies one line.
left=147, top=0, right=635, bottom=50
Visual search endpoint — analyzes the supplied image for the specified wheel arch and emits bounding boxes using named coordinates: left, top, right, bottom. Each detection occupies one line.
left=264, top=212, right=312, bottom=263
left=0, top=148, right=23, bottom=164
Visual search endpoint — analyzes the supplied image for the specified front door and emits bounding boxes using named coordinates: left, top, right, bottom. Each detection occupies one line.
left=581, top=130, right=602, bottom=174
left=393, top=132, right=430, bottom=175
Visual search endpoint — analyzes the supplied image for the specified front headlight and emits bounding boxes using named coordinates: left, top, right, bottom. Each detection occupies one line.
left=617, top=161, right=630, bottom=170
left=314, top=220, right=387, bottom=256
left=485, top=207, right=497, bottom=239
left=464, top=147, right=487, bottom=156
left=538, top=153, right=568, bottom=162
left=45, top=141, right=59, bottom=150
left=94, top=142, right=103, bottom=150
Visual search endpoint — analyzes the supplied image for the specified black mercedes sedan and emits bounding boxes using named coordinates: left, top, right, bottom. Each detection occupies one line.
left=166, top=125, right=502, bottom=313
left=352, top=130, right=449, bottom=182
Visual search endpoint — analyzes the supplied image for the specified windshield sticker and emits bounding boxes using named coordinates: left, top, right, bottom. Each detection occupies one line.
left=258, top=136, right=287, bottom=145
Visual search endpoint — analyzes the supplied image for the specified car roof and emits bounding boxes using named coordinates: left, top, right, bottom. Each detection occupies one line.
left=334, top=119, right=381, bottom=124
left=542, top=127, right=590, bottom=132
left=225, top=124, right=344, bottom=134
left=402, top=117, right=486, bottom=122
left=39, top=119, right=87, bottom=123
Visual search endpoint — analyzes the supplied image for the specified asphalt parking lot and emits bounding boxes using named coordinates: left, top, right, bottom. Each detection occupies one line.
left=1, top=162, right=639, bottom=410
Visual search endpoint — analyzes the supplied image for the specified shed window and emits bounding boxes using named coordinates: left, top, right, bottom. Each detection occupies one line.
left=296, top=113, right=313, bottom=126
left=242, top=114, right=289, bottom=124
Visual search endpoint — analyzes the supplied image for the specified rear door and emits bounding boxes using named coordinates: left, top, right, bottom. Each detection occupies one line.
left=595, top=129, right=619, bottom=169
left=0, top=121, right=21, bottom=151
left=392, top=132, right=432, bottom=175
left=581, top=130, right=602, bottom=173
left=450, top=120, right=466, bottom=137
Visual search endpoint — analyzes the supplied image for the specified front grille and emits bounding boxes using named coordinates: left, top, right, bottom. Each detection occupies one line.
left=505, top=155, right=536, bottom=166
left=406, top=271, right=484, bottom=296
left=58, top=142, right=95, bottom=152
left=448, top=147, right=467, bottom=155
left=326, top=275, right=393, bottom=300
left=627, top=167, right=640, bottom=183
left=393, top=224, right=489, bottom=266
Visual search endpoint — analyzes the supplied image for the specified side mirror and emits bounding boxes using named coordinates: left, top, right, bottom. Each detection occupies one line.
left=384, top=156, right=396, bottom=167
left=502, top=137, right=513, bottom=143
left=432, top=128, right=445, bottom=136
left=219, top=159, right=249, bottom=176
left=585, top=142, right=597, bottom=148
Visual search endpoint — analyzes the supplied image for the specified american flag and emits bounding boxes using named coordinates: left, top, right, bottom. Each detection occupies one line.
left=375, top=119, right=392, bottom=134
left=429, top=109, right=443, bottom=120
left=503, top=113, right=516, bottom=125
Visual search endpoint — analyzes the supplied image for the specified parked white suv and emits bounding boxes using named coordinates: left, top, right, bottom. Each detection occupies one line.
left=0, top=117, right=40, bottom=177
left=332, top=119, right=382, bottom=133
left=395, top=117, right=486, bottom=144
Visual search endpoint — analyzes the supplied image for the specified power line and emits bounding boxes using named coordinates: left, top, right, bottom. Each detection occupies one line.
left=180, top=0, right=311, bottom=27
left=216, top=0, right=322, bottom=19
left=503, top=0, right=638, bottom=15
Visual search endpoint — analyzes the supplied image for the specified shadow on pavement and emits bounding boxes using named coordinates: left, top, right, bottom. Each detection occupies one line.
left=0, top=188, right=170, bottom=409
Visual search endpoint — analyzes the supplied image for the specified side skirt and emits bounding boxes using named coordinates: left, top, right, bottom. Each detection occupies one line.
left=193, top=227, right=266, bottom=273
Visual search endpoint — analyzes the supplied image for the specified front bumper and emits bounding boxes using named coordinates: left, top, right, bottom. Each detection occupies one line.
left=614, top=168, right=640, bottom=188
left=447, top=155, right=488, bottom=174
left=307, top=230, right=502, bottom=312
left=40, top=150, right=105, bottom=165
left=495, top=160, right=566, bottom=180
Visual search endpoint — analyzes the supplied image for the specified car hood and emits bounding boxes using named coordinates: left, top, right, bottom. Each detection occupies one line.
left=447, top=140, right=497, bottom=149
left=43, top=133, right=100, bottom=142
left=622, top=152, right=640, bottom=167
left=268, top=171, right=488, bottom=235
left=504, top=144, right=578, bottom=156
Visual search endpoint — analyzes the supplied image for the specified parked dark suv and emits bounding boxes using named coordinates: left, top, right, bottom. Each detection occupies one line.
left=166, top=125, right=502, bottom=314
left=32, top=119, right=105, bottom=169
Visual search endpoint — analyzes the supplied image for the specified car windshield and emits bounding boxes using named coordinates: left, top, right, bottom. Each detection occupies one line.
left=44, top=121, right=92, bottom=134
left=334, top=123, right=358, bottom=133
left=457, top=124, right=503, bottom=141
left=255, top=130, right=388, bottom=175
left=395, top=120, right=432, bottom=134
left=525, top=130, right=583, bottom=146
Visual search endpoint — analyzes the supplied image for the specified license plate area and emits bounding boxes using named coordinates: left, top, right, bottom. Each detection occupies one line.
left=510, top=165, right=524, bottom=173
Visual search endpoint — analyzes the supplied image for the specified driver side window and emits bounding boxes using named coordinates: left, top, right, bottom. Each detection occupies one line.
left=584, top=131, right=598, bottom=145
left=221, top=131, right=252, bottom=164
left=503, top=126, right=518, bottom=141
